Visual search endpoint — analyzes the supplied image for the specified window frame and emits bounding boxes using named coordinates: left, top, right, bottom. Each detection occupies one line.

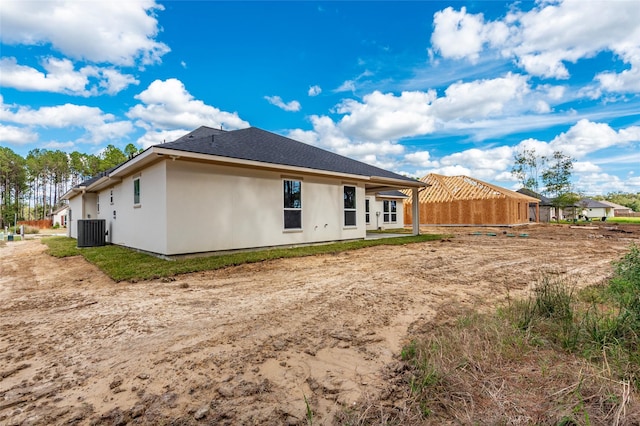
left=283, top=179, right=302, bottom=230
left=365, top=198, right=370, bottom=224
left=133, top=175, right=141, bottom=206
left=383, top=200, right=397, bottom=223
left=343, top=185, right=357, bottom=227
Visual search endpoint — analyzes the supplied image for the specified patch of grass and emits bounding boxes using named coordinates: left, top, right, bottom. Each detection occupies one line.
left=607, top=217, right=640, bottom=224
left=42, top=233, right=444, bottom=282
left=378, top=244, right=640, bottom=424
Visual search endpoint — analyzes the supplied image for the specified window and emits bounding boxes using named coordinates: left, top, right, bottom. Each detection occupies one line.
left=344, top=186, right=356, bottom=226
left=97, top=195, right=100, bottom=214
left=365, top=199, right=370, bottom=224
left=133, top=177, right=141, bottom=205
left=383, top=200, right=397, bottom=223
left=283, top=180, right=301, bottom=229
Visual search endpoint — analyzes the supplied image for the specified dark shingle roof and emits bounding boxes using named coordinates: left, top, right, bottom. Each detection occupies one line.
left=377, top=190, right=409, bottom=198
left=516, top=188, right=553, bottom=205
left=579, top=198, right=612, bottom=208
left=159, top=126, right=415, bottom=183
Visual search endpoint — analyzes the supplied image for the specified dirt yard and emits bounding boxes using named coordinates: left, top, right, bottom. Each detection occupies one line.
left=1, top=224, right=639, bottom=425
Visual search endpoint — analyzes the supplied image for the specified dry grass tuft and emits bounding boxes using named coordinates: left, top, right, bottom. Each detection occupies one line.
left=340, top=309, right=640, bottom=425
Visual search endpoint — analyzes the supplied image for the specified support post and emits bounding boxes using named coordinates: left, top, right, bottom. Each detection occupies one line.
left=412, top=187, right=420, bottom=236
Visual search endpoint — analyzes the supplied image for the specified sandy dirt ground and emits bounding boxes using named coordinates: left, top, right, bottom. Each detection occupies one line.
left=1, top=224, right=639, bottom=425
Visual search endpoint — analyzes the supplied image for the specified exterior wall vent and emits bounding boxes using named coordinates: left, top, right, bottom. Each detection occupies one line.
left=77, top=219, right=106, bottom=247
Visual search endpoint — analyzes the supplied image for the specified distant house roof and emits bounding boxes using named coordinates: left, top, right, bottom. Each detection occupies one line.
left=414, top=174, right=539, bottom=203
left=376, top=190, right=409, bottom=199
left=160, top=126, right=417, bottom=184
left=516, top=188, right=554, bottom=205
left=598, top=200, right=632, bottom=211
left=579, top=198, right=613, bottom=209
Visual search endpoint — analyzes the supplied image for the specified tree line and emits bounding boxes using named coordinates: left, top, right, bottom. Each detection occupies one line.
left=511, top=148, right=640, bottom=214
left=0, top=143, right=141, bottom=227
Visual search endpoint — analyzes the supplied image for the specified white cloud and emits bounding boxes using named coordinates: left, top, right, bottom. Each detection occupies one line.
left=337, top=90, right=437, bottom=141
left=43, top=141, right=76, bottom=150
left=576, top=172, right=640, bottom=195
left=127, top=78, right=250, bottom=131
left=573, top=161, right=601, bottom=173
left=431, top=0, right=640, bottom=87
left=0, top=57, right=138, bottom=96
left=308, top=85, right=322, bottom=96
left=264, top=95, right=301, bottom=112
left=433, top=73, right=530, bottom=120
left=0, top=98, right=132, bottom=144
left=550, top=119, right=640, bottom=158
left=596, top=66, right=640, bottom=94
left=335, top=80, right=356, bottom=93
left=0, top=124, right=38, bottom=145
left=404, top=151, right=438, bottom=168
left=439, top=145, right=514, bottom=177
left=431, top=6, right=509, bottom=63
left=0, top=0, right=170, bottom=66
left=136, top=129, right=192, bottom=149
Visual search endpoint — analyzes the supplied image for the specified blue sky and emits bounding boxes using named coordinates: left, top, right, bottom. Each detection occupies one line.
left=1, top=0, right=639, bottom=195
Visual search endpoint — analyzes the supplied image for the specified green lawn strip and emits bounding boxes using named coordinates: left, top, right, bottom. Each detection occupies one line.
left=42, top=234, right=445, bottom=282
left=606, top=217, right=640, bottom=224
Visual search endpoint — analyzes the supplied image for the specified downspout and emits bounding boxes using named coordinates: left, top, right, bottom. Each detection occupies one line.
left=412, top=187, right=420, bottom=236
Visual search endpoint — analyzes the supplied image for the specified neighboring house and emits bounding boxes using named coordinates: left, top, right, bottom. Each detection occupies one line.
left=405, top=174, right=539, bottom=226
left=62, top=126, right=425, bottom=256
left=365, top=190, right=409, bottom=231
left=516, top=188, right=557, bottom=222
left=579, top=198, right=615, bottom=221
left=598, top=200, right=633, bottom=216
left=51, top=204, right=69, bottom=227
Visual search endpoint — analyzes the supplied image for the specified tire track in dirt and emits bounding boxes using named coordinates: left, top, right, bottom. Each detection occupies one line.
left=1, top=225, right=637, bottom=425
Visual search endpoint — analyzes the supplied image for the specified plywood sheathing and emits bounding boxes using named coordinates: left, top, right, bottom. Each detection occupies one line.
left=404, top=174, right=540, bottom=226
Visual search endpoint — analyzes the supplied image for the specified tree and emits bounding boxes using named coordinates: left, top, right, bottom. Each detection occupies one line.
left=542, top=151, right=574, bottom=199
left=511, top=148, right=543, bottom=191
left=0, top=147, right=27, bottom=227
left=100, top=145, right=127, bottom=171
left=541, top=151, right=575, bottom=222
left=124, top=143, right=141, bottom=160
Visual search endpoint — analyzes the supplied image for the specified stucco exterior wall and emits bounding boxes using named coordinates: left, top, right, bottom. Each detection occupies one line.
left=52, top=206, right=68, bottom=228
left=365, top=196, right=406, bottom=230
left=164, top=160, right=366, bottom=255
left=104, top=161, right=168, bottom=254
left=582, top=207, right=614, bottom=220
left=67, top=196, right=82, bottom=238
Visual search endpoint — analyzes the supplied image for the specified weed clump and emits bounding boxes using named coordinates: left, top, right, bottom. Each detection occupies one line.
left=384, top=244, right=640, bottom=424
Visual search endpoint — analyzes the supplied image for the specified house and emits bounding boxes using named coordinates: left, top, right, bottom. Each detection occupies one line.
left=579, top=198, right=615, bottom=221
left=50, top=204, right=69, bottom=227
left=516, top=188, right=557, bottom=222
left=365, top=190, right=409, bottom=231
left=62, top=126, right=425, bottom=256
left=598, top=200, right=633, bottom=216
left=404, top=174, right=539, bottom=226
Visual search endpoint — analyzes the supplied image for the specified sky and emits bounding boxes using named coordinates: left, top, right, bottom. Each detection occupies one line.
left=1, top=0, right=639, bottom=196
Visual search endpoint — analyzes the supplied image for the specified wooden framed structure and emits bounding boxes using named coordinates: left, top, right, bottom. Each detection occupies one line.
left=404, top=174, right=540, bottom=226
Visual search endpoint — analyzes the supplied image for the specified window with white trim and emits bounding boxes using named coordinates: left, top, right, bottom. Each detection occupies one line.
left=365, top=199, right=370, bottom=224
left=283, top=180, right=302, bottom=229
left=343, top=185, right=356, bottom=227
left=383, top=200, right=397, bottom=223
left=133, top=177, right=141, bottom=205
